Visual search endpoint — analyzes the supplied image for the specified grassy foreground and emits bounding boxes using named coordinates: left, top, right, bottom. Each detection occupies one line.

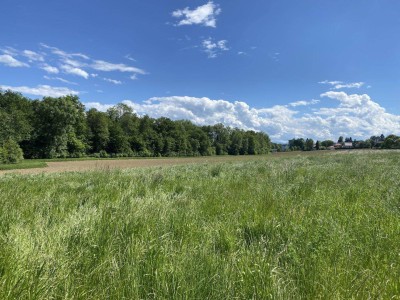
left=0, top=151, right=399, bottom=299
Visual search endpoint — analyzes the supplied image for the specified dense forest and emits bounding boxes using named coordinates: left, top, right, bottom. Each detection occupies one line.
left=0, top=90, right=271, bottom=163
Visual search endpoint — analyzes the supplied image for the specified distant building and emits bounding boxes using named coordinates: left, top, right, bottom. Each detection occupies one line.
left=334, top=143, right=342, bottom=149
left=342, top=142, right=353, bottom=149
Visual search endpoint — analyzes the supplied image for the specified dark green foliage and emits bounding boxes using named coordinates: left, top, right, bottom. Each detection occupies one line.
left=0, top=90, right=271, bottom=159
left=29, top=95, right=88, bottom=158
left=1, top=139, right=24, bottom=164
left=270, top=142, right=282, bottom=152
left=107, top=122, right=131, bottom=154
left=354, top=139, right=371, bottom=149
left=304, top=138, right=314, bottom=151
left=87, top=108, right=110, bottom=152
left=382, top=134, right=400, bottom=149
left=368, top=135, right=385, bottom=148
left=289, top=138, right=305, bottom=151
left=0, top=90, right=33, bottom=145
left=321, top=140, right=334, bottom=147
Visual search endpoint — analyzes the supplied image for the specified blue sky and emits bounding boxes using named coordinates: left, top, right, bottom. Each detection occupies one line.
left=1, top=0, right=400, bottom=142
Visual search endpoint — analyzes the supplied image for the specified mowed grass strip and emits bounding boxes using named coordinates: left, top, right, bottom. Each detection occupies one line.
left=0, top=151, right=399, bottom=299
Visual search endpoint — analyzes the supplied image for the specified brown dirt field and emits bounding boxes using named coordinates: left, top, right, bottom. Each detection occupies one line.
left=0, top=155, right=266, bottom=176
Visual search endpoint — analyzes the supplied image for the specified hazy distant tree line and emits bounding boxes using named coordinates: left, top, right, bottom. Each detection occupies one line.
left=0, top=90, right=271, bottom=163
left=288, top=133, right=400, bottom=151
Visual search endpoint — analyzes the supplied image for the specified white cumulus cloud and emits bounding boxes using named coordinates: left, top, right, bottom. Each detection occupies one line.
left=314, top=91, right=400, bottom=138
left=84, top=102, right=113, bottom=111
left=0, top=84, right=79, bottom=97
left=172, top=1, right=221, bottom=28
left=84, top=91, right=400, bottom=143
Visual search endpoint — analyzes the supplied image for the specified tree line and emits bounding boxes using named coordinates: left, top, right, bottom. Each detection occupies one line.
left=288, top=134, right=400, bottom=151
left=0, top=90, right=271, bottom=163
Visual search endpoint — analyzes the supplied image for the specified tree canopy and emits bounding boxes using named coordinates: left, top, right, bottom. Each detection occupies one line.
left=0, top=90, right=271, bottom=160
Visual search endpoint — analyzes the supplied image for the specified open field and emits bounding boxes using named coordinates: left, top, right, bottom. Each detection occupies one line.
left=0, top=150, right=399, bottom=299
left=0, top=151, right=349, bottom=175
left=0, top=150, right=369, bottom=175
left=0, top=155, right=271, bottom=175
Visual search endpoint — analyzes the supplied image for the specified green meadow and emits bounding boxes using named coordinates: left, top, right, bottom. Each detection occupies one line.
left=0, top=151, right=399, bottom=299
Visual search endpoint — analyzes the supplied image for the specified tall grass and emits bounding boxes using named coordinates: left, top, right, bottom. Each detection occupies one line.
left=0, top=151, right=399, bottom=299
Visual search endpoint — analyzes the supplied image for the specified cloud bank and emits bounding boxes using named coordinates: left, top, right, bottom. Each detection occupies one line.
left=84, top=91, right=400, bottom=143
left=0, top=84, right=79, bottom=97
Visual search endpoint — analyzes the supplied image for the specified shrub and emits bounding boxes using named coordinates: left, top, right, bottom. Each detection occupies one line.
left=99, top=150, right=109, bottom=158
left=1, top=139, right=24, bottom=164
left=139, top=149, right=153, bottom=157
left=69, top=152, right=87, bottom=158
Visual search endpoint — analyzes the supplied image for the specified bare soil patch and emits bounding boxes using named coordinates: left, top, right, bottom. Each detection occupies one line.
left=0, top=156, right=263, bottom=176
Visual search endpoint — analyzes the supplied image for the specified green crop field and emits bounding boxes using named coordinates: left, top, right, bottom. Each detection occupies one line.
left=0, top=151, right=399, bottom=299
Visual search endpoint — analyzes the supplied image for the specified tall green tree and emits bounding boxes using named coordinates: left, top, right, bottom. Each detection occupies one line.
left=30, top=95, right=88, bottom=158
left=0, top=90, right=33, bottom=144
left=210, top=124, right=231, bottom=155
left=87, top=109, right=110, bottom=153
left=289, top=138, right=305, bottom=151
left=107, top=122, right=131, bottom=154
left=382, top=135, right=400, bottom=149
left=229, top=129, right=243, bottom=155
left=305, top=138, right=314, bottom=151
left=321, top=140, right=334, bottom=147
